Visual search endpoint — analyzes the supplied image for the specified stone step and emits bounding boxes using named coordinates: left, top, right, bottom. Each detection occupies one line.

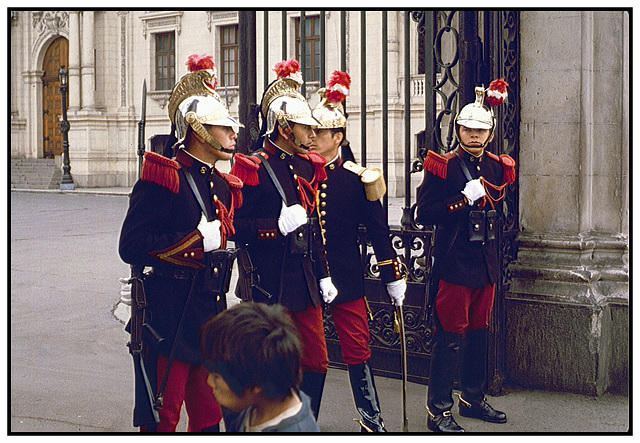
left=10, top=158, right=62, bottom=190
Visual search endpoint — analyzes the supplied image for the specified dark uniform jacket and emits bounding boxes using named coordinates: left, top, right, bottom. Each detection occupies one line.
left=320, top=150, right=401, bottom=304
left=230, top=139, right=330, bottom=312
left=415, top=146, right=515, bottom=289
left=119, top=148, right=242, bottom=363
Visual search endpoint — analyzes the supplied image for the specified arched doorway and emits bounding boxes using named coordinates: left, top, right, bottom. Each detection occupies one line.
left=41, top=37, right=68, bottom=159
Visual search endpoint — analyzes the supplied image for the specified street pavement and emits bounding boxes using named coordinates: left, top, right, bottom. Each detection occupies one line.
left=8, top=188, right=631, bottom=434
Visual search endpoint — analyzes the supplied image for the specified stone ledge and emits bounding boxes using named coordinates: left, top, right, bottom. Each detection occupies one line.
left=504, top=231, right=629, bottom=396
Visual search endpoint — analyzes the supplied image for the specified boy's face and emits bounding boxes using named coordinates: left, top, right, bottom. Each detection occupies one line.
left=207, top=372, right=257, bottom=412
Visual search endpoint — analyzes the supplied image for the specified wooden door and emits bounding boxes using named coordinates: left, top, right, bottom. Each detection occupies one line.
left=42, top=37, right=68, bottom=159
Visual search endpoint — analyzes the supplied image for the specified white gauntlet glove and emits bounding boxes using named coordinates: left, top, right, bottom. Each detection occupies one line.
left=119, top=277, right=132, bottom=303
left=386, top=278, right=407, bottom=306
left=319, top=277, right=338, bottom=304
left=461, top=178, right=486, bottom=206
left=197, top=213, right=222, bottom=252
left=278, top=202, right=308, bottom=236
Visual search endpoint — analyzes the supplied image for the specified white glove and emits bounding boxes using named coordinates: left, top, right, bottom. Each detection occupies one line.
left=461, top=178, right=486, bottom=206
left=319, top=277, right=338, bottom=304
left=119, top=277, right=132, bottom=303
left=277, top=202, right=308, bottom=236
left=386, top=278, right=406, bottom=306
left=197, top=213, right=222, bottom=252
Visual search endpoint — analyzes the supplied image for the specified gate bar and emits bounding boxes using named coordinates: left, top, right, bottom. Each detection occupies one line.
left=340, top=12, right=346, bottom=74
left=360, top=11, right=367, bottom=166
left=403, top=11, right=411, bottom=215
left=263, top=11, right=269, bottom=88
left=281, top=12, right=287, bottom=60
left=320, top=11, right=326, bottom=87
left=238, top=11, right=256, bottom=155
left=381, top=11, right=389, bottom=216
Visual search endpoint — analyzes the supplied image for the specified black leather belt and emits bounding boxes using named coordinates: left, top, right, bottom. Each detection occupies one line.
left=151, top=267, right=197, bottom=280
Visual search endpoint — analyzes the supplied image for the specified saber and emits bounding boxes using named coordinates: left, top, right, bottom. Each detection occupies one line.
left=394, top=305, right=409, bottom=432
left=137, top=79, right=147, bottom=177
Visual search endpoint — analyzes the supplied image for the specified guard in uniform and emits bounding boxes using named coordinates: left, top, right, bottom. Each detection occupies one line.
left=230, top=58, right=338, bottom=419
left=309, top=70, right=407, bottom=432
left=119, top=54, right=244, bottom=432
left=416, top=79, right=515, bottom=432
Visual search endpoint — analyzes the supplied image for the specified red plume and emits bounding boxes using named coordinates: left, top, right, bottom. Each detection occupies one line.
left=273, top=58, right=300, bottom=79
left=325, top=70, right=351, bottom=103
left=486, top=78, right=509, bottom=107
left=185, top=54, right=215, bottom=72
left=185, top=54, right=217, bottom=91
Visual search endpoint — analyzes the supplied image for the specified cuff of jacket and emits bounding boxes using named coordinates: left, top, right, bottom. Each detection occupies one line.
left=149, top=230, right=205, bottom=269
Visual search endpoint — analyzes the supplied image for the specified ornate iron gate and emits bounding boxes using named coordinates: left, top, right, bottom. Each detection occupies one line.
left=237, top=10, right=520, bottom=393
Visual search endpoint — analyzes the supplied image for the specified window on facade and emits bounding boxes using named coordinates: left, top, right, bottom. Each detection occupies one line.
left=220, top=25, right=238, bottom=87
left=295, top=16, right=320, bottom=82
left=155, top=32, right=175, bottom=91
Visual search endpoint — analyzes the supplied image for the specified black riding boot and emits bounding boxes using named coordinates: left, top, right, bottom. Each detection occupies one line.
left=300, top=371, right=327, bottom=420
left=426, top=330, right=464, bottom=432
left=347, top=361, right=386, bottom=432
left=458, top=328, right=506, bottom=423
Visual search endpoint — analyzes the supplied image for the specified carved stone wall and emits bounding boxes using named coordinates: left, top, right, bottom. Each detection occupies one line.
left=506, top=10, right=629, bottom=396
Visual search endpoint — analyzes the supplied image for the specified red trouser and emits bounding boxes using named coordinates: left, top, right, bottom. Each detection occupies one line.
left=329, top=297, right=371, bottom=365
left=435, top=279, right=495, bottom=335
left=289, top=302, right=329, bottom=373
left=144, top=354, right=222, bottom=432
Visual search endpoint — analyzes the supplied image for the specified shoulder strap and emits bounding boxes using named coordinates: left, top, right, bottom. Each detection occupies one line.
left=183, top=169, right=211, bottom=221
left=453, top=150, right=474, bottom=181
left=253, top=154, right=289, bottom=206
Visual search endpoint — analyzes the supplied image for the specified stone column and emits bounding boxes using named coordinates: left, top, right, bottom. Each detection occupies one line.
left=68, top=11, right=81, bottom=112
left=506, top=11, right=629, bottom=396
left=81, top=11, right=95, bottom=110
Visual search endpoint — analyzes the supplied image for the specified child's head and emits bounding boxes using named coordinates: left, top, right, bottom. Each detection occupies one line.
left=201, top=302, right=303, bottom=411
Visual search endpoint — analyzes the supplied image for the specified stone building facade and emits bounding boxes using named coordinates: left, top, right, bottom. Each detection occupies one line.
left=9, top=10, right=629, bottom=396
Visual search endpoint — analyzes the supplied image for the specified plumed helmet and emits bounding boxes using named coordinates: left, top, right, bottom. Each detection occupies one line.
left=168, top=54, right=243, bottom=145
left=260, top=58, right=318, bottom=135
left=312, top=70, right=351, bottom=129
left=455, top=78, right=509, bottom=130
left=454, top=78, right=508, bottom=145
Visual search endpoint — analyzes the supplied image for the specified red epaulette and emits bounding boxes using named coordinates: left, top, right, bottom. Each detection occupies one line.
left=140, top=151, right=180, bottom=193
left=486, top=151, right=516, bottom=184
left=306, top=151, right=328, bottom=183
left=422, top=150, right=456, bottom=179
left=229, top=153, right=261, bottom=186
left=221, top=172, right=244, bottom=209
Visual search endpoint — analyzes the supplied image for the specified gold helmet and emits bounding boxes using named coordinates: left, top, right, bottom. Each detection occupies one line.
left=260, top=58, right=318, bottom=148
left=312, top=70, right=351, bottom=129
left=168, top=54, right=243, bottom=152
left=454, top=78, right=508, bottom=147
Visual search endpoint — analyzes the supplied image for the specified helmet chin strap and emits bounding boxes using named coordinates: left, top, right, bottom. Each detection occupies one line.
left=185, top=111, right=232, bottom=153
left=455, top=124, right=495, bottom=152
left=278, top=116, right=310, bottom=151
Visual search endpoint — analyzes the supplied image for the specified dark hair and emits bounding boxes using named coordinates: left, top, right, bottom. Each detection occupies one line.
left=326, top=127, right=349, bottom=147
left=201, top=302, right=303, bottom=400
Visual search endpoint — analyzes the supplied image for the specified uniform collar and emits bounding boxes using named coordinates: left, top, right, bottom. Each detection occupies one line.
left=176, top=148, right=215, bottom=173
left=325, top=149, right=341, bottom=169
left=456, top=145, right=484, bottom=163
left=264, top=139, right=294, bottom=159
